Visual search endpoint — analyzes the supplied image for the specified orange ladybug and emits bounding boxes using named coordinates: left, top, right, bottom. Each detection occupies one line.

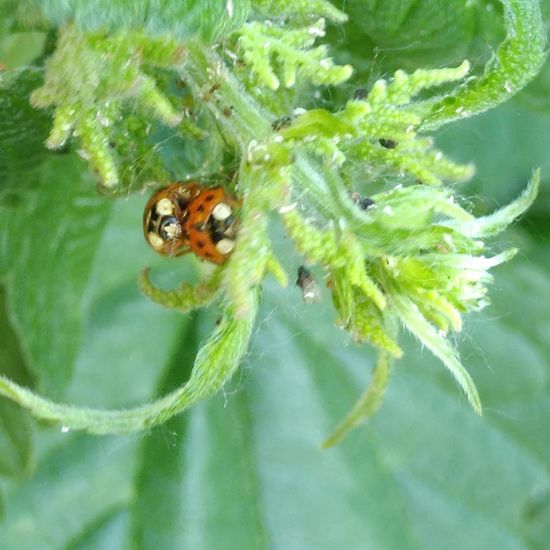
left=143, top=182, right=239, bottom=264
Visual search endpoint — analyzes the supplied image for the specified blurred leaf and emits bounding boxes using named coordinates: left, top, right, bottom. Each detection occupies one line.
left=128, top=316, right=273, bottom=549
left=519, top=56, right=550, bottom=112
left=128, top=320, right=198, bottom=549
left=0, top=171, right=201, bottom=546
left=0, top=68, right=51, bottom=206
left=0, top=0, right=16, bottom=38
left=19, top=0, right=250, bottom=42
left=149, top=122, right=225, bottom=182
left=436, top=100, right=550, bottom=211
left=63, top=193, right=193, bottom=410
left=0, top=155, right=111, bottom=396
left=0, top=433, right=139, bottom=549
left=0, top=400, right=32, bottom=479
left=0, top=287, right=34, bottom=480
left=0, top=1, right=549, bottom=548
left=0, top=229, right=549, bottom=548
left=0, top=31, right=46, bottom=68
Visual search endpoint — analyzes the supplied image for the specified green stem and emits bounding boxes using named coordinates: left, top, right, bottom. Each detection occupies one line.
left=322, top=347, right=394, bottom=449
left=180, top=41, right=272, bottom=149
left=138, top=266, right=223, bottom=312
left=0, top=295, right=258, bottom=434
left=291, top=155, right=342, bottom=220
left=182, top=43, right=355, bottom=230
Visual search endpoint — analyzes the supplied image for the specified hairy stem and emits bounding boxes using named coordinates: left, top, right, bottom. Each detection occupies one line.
left=180, top=41, right=272, bottom=149
left=0, top=294, right=258, bottom=434
left=322, top=348, right=394, bottom=449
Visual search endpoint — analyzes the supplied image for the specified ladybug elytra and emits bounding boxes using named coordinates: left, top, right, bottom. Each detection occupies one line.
left=143, top=182, right=239, bottom=264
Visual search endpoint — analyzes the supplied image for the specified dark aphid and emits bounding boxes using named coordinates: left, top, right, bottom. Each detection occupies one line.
left=272, top=116, right=293, bottom=131
left=379, top=138, right=397, bottom=149
left=351, top=192, right=375, bottom=210
left=359, top=197, right=375, bottom=210
left=296, top=266, right=322, bottom=304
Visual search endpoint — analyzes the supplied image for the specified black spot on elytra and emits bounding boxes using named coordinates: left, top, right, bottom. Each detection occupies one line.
left=196, top=239, right=206, bottom=249
left=211, top=231, right=225, bottom=243
left=203, top=194, right=215, bottom=202
left=177, top=197, right=190, bottom=211
left=196, top=204, right=205, bottom=213
left=211, top=215, right=235, bottom=236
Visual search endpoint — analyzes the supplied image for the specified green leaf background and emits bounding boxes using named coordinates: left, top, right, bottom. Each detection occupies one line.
left=12, top=0, right=250, bottom=42
left=1, top=1, right=550, bottom=548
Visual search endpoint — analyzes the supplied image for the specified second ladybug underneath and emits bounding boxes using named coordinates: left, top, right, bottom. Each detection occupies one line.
left=143, top=182, right=239, bottom=264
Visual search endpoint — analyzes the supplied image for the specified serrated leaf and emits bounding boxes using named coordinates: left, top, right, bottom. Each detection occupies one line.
left=514, top=0, right=550, bottom=112
left=328, top=0, right=504, bottom=81
left=455, top=169, right=540, bottom=238
left=388, top=288, right=482, bottom=415
left=422, top=0, right=547, bottom=131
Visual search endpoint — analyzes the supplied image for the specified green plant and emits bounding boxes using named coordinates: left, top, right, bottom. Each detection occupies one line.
left=0, top=0, right=546, bottom=450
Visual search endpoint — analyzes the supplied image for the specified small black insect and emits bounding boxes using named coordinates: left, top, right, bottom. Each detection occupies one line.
left=272, top=116, right=293, bottom=131
left=379, top=138, right=397, bottom=149
left=296, top=266, right=322, bottom=304
left=351, top=192, right=375, bottom=210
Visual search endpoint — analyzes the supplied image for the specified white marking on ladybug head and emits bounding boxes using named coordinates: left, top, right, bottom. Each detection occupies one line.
left=216, top=238, right=235, bottom=254
left=162, top=222, right=180, bottom=239
left=212, top=202, right=232, bottom=221
left=156, top=197, right=174, bottom=216
left=148, top=232, right=165, bottom=250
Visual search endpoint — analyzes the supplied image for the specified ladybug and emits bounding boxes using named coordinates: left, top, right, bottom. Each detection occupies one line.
left=143, top=182, right=239, bottom=264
